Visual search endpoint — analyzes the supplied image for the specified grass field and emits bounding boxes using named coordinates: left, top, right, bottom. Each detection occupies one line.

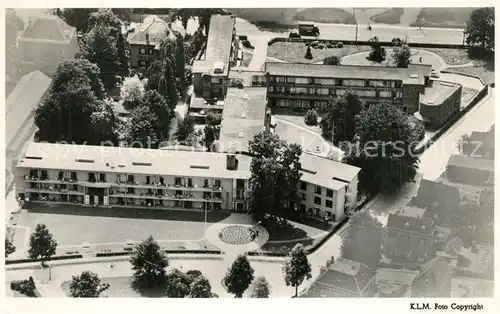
left=410, top=7, right=476, bottom=28
left=370, top=8, right=404, bottom=25
left=267, top=42, right=371, bottom=64
left=294, top=8, right=356, bottom=24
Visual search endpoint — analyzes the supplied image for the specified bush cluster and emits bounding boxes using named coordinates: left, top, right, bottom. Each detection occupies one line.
left=304, top=109, right=319, bottom=126
left=10, top=277, right=37, bottom=297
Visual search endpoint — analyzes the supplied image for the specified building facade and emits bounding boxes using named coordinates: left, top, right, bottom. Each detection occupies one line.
left=192, top=15, right=239, bottom=100
left=445, top=154, right=494, bottom=186
left=264, top=63, right=432, bottom=113
left=416, top=80, right=462, bottom=129
left=15, top=143, right=360, bottom=217
left=126, top=15, right=175, bottom=68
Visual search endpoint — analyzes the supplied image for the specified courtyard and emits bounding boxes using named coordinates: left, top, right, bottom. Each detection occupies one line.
left=12, top=204, right=230, bottom=257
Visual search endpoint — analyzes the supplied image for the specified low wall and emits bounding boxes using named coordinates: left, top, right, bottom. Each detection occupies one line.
left=6, top=254, right=84, bottom=265
left=95, top=249, right=222, bottom=257
left=268, top=37, right=466, bottom=49
left=441, top=69, right=487, bottom=85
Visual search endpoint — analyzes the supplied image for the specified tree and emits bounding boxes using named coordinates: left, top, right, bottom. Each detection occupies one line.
left=248, top=132, right=302, bottom=220
left=249, top=276, right=272, bottom=298
left=126, top=106, right=161, bottom=147
left=164, top=269, right=192, bottom=298
left=392, top=44, right=412, bottom=68
left=145, top=60, right=164, bottom=91
left=163, top=61, right=179, bottom=108
left=189, top=275, right=215, bottom=298
left=305, top=46, right=313, bottom=60
left=34, top=59, right=113, bottom=145
left=5, top=238, right=16, bottom=258
left=320, top=91, right=363, bottom=145
left=89, top=100, right=118, bottom=145
left=283, top=244, right=312, bottom=297
left=223, top=255, right=255, bottom=298
left=344, top=103, right=420, bottom=195
left=130, top=236, right=169, bottom=290
left=465, top=7, right=495, bottom=50
left=28, top=224, right=57, bottom=265
left=175, top=35, right=186, bottom=88
left=117, top=31, right=130, bottom=77
left=143, top=90, right=173, bottom=141
left=204, top=111, right=222, bottom=150
left=323, top=56, right=341, bottom=65
left=56, top=8, right=97, bottom=33
left=120, top=75, right=146, bottom=106
left=367, top=36, right=386, bottom=63
left=88, top=9, right=123, bottom=33
left=69, top=271, right=110, bottom=298
left=340, top=212, right=383, bottom=268
left=81, top=24, right=121, bottom=90
left=304, top=109, right=319, bottom=126
left=175, top=116, right=195, bottom=142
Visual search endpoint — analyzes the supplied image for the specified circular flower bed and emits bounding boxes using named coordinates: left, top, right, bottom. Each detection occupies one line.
left=219, top=225, right=255, bottom=245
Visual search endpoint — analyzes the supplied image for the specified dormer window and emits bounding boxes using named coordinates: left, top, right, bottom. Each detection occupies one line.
left=404, top=221, right=410, bottom=228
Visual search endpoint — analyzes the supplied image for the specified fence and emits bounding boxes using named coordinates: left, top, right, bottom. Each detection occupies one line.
left=95, top=249, right=222, bottom=258
left=267, top=37, right=466, bottom=49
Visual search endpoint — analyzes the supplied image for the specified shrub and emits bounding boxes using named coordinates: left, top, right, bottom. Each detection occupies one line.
left=326, top=42, right=335, bottom=49
left=310, top=41, right=319, bottom=48
left=10, top=279, right=37, bottom=297
left=242, top=39, right=254, bottom=49
left=317, top=43, right=326, bottom=49
left=304, top=109, right=319, bottom=126
left=336, top=42, right=344, bottom=48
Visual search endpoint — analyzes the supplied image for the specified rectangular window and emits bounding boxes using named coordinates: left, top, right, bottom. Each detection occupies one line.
left=301, top=192, right=306, bottom=201
left=148, top=49, right=154, bottom=55
left=300, top=181, right=307, bottom=190
left=379, top=91, right=391, bottom=98
left=315, top=186, right=322, bottom=195
left=214, top=180, right=221, bottom=188
left=344, top=79, right=365, bottom=87
left=287, top=77, right=295, bottom=83
left=326, top=200, right=333, bottom=208
left=360, top=90, right=377, bottom=97
left=336, top=89, right=346, bottom=96
left=139, top=48, right=146, bottom=54
left=326, top=189, right=333, bottom=198
left=314, top=197, right=321, bottom=205
left=368, top=80, right=385, bottom=87
left=99, top=173, right=106, bottom=182
left=419, top=239, right=426, bottom=248
left=139, top=60, right=146, bottom=66
left=295, top=77, right=310, bottom=84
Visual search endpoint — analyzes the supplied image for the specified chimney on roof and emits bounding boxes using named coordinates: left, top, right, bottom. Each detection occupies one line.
left=145, top=32, right=150, bottom=43
left=226, top=154, right=237, bottom=170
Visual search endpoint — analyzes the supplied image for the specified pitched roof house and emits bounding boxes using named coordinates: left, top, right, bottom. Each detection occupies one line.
left=301, top=258, right=377, bottom=297
left=411, top=256, right=455, bottom=297
left=411, top=179, right=461, bottom=220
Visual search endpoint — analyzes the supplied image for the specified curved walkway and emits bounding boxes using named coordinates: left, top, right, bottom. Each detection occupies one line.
left=205, top=214, right=269, bottom=255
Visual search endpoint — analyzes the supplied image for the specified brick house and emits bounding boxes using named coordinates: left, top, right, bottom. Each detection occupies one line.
left=411, top=256, right=455, bottom=297
left=301, top=258, right=377, bottom=297
left=126, top=15, right=175, bottom=68
left=17, top=15, right=79, bottom=75
left=385, top=206, right=437, bottom=262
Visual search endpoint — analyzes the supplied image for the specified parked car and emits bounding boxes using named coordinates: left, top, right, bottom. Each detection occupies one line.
left=289, top=30, right=301, bottom=38
left=431, top=69, right=440, bottom=78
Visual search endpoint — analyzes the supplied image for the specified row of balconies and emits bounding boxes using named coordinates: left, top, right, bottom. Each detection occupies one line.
left=108, top=192, right=223, bottom=203
left=24, top=175, right=78, bottom=184
left=268, top=79, right=402, bottom=89
left=267, top=91, right=402, bottom=100
left=25, top=187, right=84, bottom=195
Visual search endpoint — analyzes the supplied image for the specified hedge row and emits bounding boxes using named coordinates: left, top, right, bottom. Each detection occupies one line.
left=5, top=254, right=84, bottom=265
left=95, top=249, right=222, bottom=257
left=267, top=37, right=466, bottom=49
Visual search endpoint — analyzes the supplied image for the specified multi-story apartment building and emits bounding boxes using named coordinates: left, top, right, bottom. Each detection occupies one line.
left=14, top=143, right=360, bottom=219
left=416, top=80, right=462, bottom=129
left=126, top=15, right=175, bottom=68
left=385, top=206, right=437, bottom=262
left=17, top=15, right=79, bottom=75
left=264, top=62, right=432, bottom=113
left=192, top=15, right=238, bottom=100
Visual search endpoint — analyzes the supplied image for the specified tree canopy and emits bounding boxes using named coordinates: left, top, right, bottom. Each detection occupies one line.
left=340, top=212, right=384, bottom=268
left=367, top=36, right=386, bottom=63
left=283, top=244, right=312, bottom=297
left=126, top=106, right=161, bottom=147
left=249, top=276, right=272, bottom=298
left=120, top=75, right=146, bottom=106
left=465, top=7, right=495, bottom=50
left=320, top=91, right=363, bottom=145
left=344, top=103, right=420, bottom=195
left=223, top=254, right=255, bottom=298
left=130, top=236, right=169, bottom=290
left=248, top=132, right=302, bottom=220
left=392, top=44, right=412, bottom=68
left=28, top=224, right=57, bottom=265
left=69, top=271, right=110, bottom=298
left=5, top=238, right=16, bottom=258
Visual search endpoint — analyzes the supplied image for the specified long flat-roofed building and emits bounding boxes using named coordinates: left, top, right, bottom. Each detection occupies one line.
left=14, top=142, right=360, bottom=219
left=192, top=15, right=238, bottom=100
left=415, top=80, right=462, bottom=129
left=264, top=62, right=432, bottom=113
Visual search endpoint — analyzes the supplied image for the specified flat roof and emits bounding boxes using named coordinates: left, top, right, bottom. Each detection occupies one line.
left=265, top=62, right=431, bottom=85
left=299, top=152, right=360, bottom=190
left=218, top=87, right=268, bottom=153
left=192, top=15, right=235, bottom=76
left=228, top=69, right=266, bottom=86
left=420, top=80, right=461, bottom=106
left=189, top=96, right=225, bottom=111
left=447, top=154, right=494, bottom=172
left=17, top=142, right=252, bottom=180
left=6, top=71, right=52, bottom=148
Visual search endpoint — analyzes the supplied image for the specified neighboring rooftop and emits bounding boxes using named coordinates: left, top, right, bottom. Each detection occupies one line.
left=302, top=258, right=376, bottom=297
left=127, top=15, right=174, bottom=46
left=264, top=62, right=432, bottom=85
left=19, top=15, right=76, bottom=43
left=192, top=14, right=235, bottom=76
left=375, top=268, right=419, bottom=287
left=218, top=87, right=268, bottom=153
left=420, top=80, right=461, bottom=106
left=411, top=256, right=455, bottom=297
left=6, top=71, right=52, bottom=148
left=387, top=206, right=435, bottom=234
left=411, top=179, right=461, bottom=213
left=447, top=154, right=494, bottom=172
left=469, top=129, right=494, bottom=152
left=17, top=142, right=252, bottom=180
left=299, top=152, right=360, bottom=190
left=228, top=69, right=266, bottom=87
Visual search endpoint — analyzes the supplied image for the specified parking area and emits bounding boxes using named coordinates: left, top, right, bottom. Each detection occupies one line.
left=13, top=204, right=230, bottom=256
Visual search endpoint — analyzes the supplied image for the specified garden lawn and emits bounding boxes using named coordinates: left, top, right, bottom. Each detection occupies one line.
left=294, top=8, right=356, bottom=24
left=422, top=48, right=471, bottom=66
left=267, top=42, right=371, bottom=64
left=273, top=113, right=322, bottom=134
left=370, top=8, right=404, bottom=25
left=410, top=8, right=474, bottom=28
left=445, top=66, right=495, bottom=86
